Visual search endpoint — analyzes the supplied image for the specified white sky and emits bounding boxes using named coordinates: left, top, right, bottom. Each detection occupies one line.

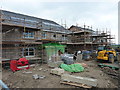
left=0, top=0, right=119, bottom=44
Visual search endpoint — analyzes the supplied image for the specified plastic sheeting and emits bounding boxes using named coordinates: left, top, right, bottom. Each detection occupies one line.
left=60, top=54, right=74, bottom=64
left=0, top=80, right=9, bottom=90
left=82, top=50, right=91, bottom=60
left=43, top=43, right=66, bottom=61
left=60, top=64, right=84, bottom=72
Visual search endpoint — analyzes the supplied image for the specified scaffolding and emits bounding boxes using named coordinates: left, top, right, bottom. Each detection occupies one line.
left=1, top=10, right=115, bottom=65
left=0, top=9, right=2, bottom=62
left=67, top=25, right=115, bottom=52
left=1, top=10, right=68, bottom=65
left=1, top=10, right=42, bottom=63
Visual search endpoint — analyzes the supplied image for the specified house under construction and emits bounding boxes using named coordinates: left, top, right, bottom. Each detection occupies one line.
left=65, top=25, right=115, bottom=53
left=0, top=10, right=115, bottom=63
left=1, top=10, right=70, bottom=63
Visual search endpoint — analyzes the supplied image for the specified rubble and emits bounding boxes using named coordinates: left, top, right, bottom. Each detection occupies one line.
left=38, top=68, right=42, bottom=71
left=43, top=69, right=48, bottom=72
left=39, top=75, right=46, bottom=79
left=50, top=68, right=64, bottom=76
left=23, top=71, right=32, bottom=74
left=32, top=74, right=46, bottom=80
left=101, top=67, right=119, bottom=78
left=2, top=60, right=118, bottom=88
left=48, top=61, right=63, bottom=68
left=32, top=74, right=39, bottom=80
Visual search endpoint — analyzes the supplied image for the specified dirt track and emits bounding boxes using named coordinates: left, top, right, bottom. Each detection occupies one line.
left=2, top=60, right=118, bottom=88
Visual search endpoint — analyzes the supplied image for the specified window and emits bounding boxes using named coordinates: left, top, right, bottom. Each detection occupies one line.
left=62, top=35, right=67, bottom=37
left=23, top=31, right=34, bottom=39
left=42, top=32, right=46, bottom=39
left=93, top=38, right=96, bottom=41
left=23, top=47, right=35, bottom=57
left=53, top=34, right=56, bottom=38
left=62, top=35, right=67, bottom=40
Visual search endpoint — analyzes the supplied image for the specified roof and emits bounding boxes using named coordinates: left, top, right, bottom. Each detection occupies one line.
left=68, top=25, right=94, bottom=32
left=72, top=30, right=93, bottom=34
left=1, top=10, right=71, bottom=34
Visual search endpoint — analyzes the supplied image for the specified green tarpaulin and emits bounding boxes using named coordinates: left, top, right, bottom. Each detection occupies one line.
left=43, top=43, right=66, bottom=60
left=60, top=64, right=84, bottom=72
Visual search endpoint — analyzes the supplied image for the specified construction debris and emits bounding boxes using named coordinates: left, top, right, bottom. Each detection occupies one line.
left=50, top=68, right=64, bottom=76
left=3, top=60, right=118, bottom=88
left=75, top=63, right=88, bottom=67
left=61, top=74, right=97, bottom=87
left=32, top=74, right=46, bottom=80
left=60, top=81, right=92, bottom=88
left=101, top=67, right=119, bottom=79
left=39, top=75, right=46, bottom=79
left=98, top=63, right=119, bottom=70
left=48, top=61, right=63, bottom=68
left=23, top=71, right=32, bottom=74
left=32, top=74, right=39, bottom=80
left=38, top=68, right=42, bottom=71
left=43, top=69, right=48, bottom=72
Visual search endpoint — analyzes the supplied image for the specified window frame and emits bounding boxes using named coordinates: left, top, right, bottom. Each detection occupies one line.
left=22, top=47, right=35, bottom=57
left=23, top=30, right=35, bottom=39
left=42, top=32, right=46, bottom=39
left=53, top=34, right=56, bottom=38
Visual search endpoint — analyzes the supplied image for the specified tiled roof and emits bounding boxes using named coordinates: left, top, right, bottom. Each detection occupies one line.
left=1, top=10, right=72, bottom=34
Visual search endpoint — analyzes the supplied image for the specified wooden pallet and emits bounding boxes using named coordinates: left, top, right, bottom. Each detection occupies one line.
left=50, top=73, right=62, bottom=76
left=60, top=81, right=92, bottom=88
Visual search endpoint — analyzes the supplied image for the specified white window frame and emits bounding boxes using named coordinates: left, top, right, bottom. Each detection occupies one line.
left=42, top=32, right=46, bottom=39
left=22, top=47, right=35, bottom=57
left=93, top=38, right=96, bottom=41
left=52, top=34, right=57, bottom=39
left=62, top=35, right=67, bottom=40
left=23, top=31, right=34, bottom=39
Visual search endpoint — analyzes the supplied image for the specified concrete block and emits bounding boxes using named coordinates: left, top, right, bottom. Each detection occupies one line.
left=61, top=74, right=97, bottom=87
left=50, top=68, right=64, bottom=75
left=76, top=54, right=83, bottom=62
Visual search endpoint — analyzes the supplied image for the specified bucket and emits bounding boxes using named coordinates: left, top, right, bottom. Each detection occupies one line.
left=82, top=51, right=91, bottom=60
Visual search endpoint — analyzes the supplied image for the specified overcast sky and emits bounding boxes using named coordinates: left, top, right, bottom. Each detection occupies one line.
left=0, top=0, right=119, bottom=44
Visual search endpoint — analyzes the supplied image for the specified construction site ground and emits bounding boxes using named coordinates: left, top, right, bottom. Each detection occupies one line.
left=2, top=59, right=119, bottom=88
